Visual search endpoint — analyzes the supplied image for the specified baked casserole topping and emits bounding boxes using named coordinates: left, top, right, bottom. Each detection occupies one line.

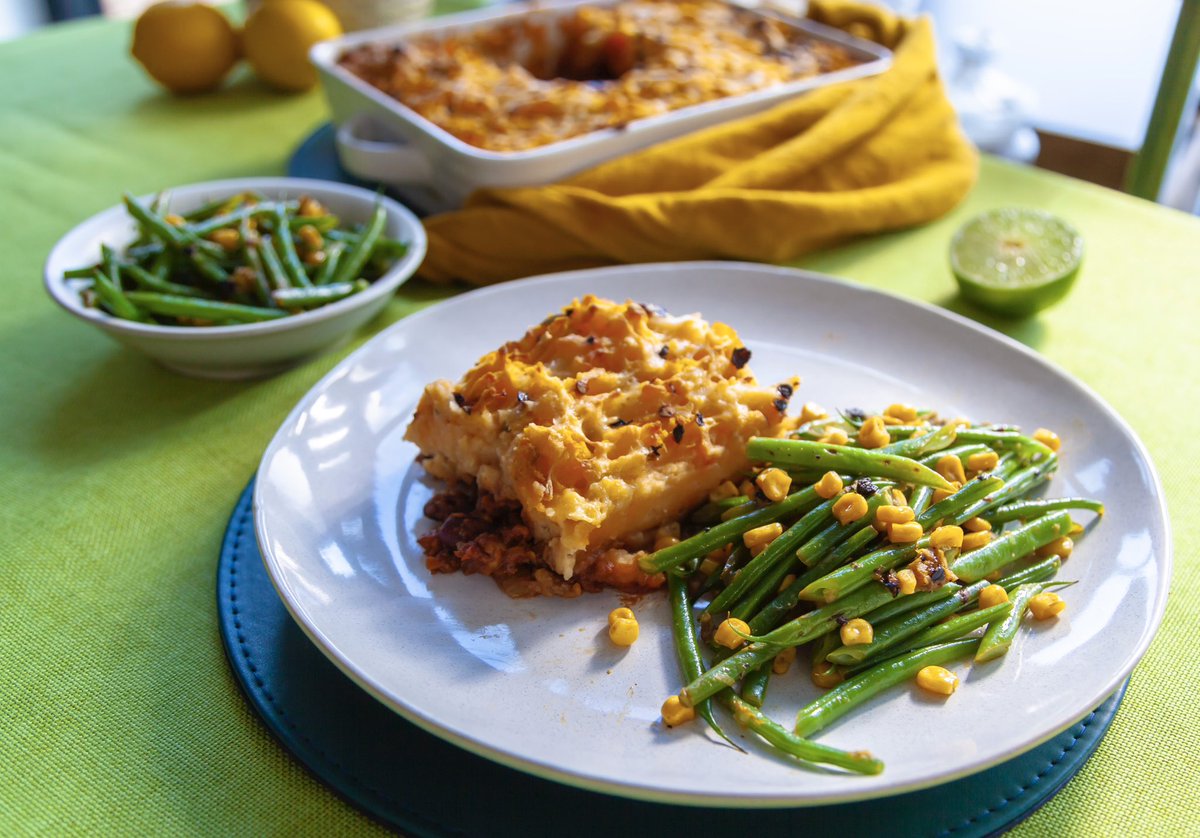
left=338, top=0, right=860, bottom=151
left=406, top=296, right=797, bottom=596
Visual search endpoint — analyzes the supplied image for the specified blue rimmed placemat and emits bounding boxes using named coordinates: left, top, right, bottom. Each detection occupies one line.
left=218, top=478, right=1125, bottom=837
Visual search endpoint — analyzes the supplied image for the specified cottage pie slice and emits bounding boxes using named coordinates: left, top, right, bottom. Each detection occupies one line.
left=406, top=296, right=797, bottom=597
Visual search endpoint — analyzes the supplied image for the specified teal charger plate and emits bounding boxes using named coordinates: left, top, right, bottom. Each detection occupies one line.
left=219, top=476, right=1125, bottom=837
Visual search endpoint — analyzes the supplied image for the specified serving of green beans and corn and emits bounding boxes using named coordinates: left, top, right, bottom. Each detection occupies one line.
left=643, top=403, right=1101, bottom=776
left=64, top=191, right=409, bottom=326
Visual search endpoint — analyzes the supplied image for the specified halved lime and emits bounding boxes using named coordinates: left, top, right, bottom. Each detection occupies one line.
left=950, top=208, right=1084, bottom=317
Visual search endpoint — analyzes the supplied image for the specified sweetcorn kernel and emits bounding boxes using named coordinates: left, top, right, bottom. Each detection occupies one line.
left=608, top=613, right=639, bottom=647
left=936, top=454, right=967, bottom=484
left=962, top=517, right=992, bottom=533
left=832, top=492, right=869, bottom=525
left=929, top=525, right=964, bottom=550
left=967, top=450, right=1000, bottom=473
left=895, top=569, right=917, bottom=595
left=1033, top=428, right=1061, bottom=452
left=888, top=521, right=924, bottom=543
left=608, top=607, right=635, bottom=627
left=811, top=660, right=844, bottom=689
left=961, top=531, right=993, bottom=552
left=772, top=647, right=797, bottom=675
left=876, top=505, right=916, bottom=526
left=1035, top=536, right=1074, bottom=560
left=978, top=584, right=1009, bottom=609
left=932, top=481, right=963, bottom=503
left=814, top=470, right=844, bottom=499
left=743, top=523, right=784, bottom=556
left=858, top=416, right=890, bottom=449
left=709, top=480, right=740, bottom=502
left=819, top=427, right=849, bottom=446
left=714, top=617, right=752, bottom=649
left=1029, top=592, right=1067, bottom=620
left=799, top=402, right=828, bottom=423
left=755, top=467, right=792, bottom=503
left=916, top=665, right=959, bottom=695
left=885, top=403, right=919, bottom=422
left=661, top=695, right=696, bottom=726
left=839, top=618, right=874, bottom=646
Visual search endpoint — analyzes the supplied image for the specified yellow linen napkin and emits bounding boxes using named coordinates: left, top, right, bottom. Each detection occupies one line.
left=419, top=0, right=978, bottom=285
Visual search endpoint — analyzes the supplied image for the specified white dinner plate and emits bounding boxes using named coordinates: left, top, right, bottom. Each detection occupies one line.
left=254, top=262, right=1170, bottom=807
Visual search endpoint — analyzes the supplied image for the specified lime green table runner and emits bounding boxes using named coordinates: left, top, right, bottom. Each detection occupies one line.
left=1, top=12, right=1196, bottom=837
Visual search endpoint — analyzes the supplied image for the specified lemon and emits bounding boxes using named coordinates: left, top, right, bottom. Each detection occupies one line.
left=950, top=208, right=1085, bottom=317
left=131, top=1, right=239, bottom=95
left=243, top=0, right=343, bottom=92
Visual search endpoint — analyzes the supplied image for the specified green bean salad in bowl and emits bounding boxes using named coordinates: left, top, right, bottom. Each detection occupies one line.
left=44, top=178, right=426, bottom=378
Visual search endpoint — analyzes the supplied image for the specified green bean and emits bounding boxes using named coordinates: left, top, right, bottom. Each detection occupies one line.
left=689, top=496, right=752, bottom=525
left=688, top=583, right=900, bottom=705
left=272, top=280, right=365, bottom=310
left=753, top=581, right=897, bottom=647
left=256, top=236, right=291, bottom=291
left=796, top=489, right=893, bottom=568
left=917, top=475, right=1006, bottom=528
left=720, top=694, right=883, bottom=775
left=288, top=213, right=340, bottom=232
left=640, top=487, right=820, bottom=573
left=859, top=587, right=949, bottom=625
left=89, top=269, right=143, bottom=321
left=740, top=662, right=771, bottom=708
left=123, top=292, right=287, bottom=323
left=239, top=218, right=273, bottom=306
left=996, top=555, right=1061, bottom=589
left=956, top=459, right=1058, bottom=523
left=187, top=203, right=270, bottom=236
left=919, top=443, right=992, bottom=466
left=796, top=476, right=1004, bottom=604
left=100, top=244, right=123, bottom=290
left=272, top=205, right=313, bottom=288
left=314, top=241, right=345, bottom=287
left=64, top=265, right=99, bottom=279
left=954, top=428, right=1055, bottom=460
left=747, top=438, right=953, bottom=490
left=951, top=511, right=1073, bottom=583
left=898, top=601, right=1013, bottom=653
left=878, top=422, right=958, bottom=457
left=719, top=498, right=760, bottom=521
left=989, top=497, right=1105, bottom=525
left=697, top=543, right=747, bottom=596
left=679, top=642, right=777, bottom=708
left=122, top=192, right=223, bottom=257
left=326, top=228, right=409, bottom=257
left=121, top=263, right=208, bottom=298
left=826, top=581, right=987, bottom=666
left=976, top=583, right=1047, bottom=662
left=793, top=639, right=979, bottom=737
left=667, top=573, right=739, bottom=749
left=749, top=521, right=889, bottom=630
left=909, top=485, right=934, bottom=517
left=705, top=497, right=835, bottom=615
left=332, top=202, right=386, bottom=285
left=182, top=193, right=241, bottom=222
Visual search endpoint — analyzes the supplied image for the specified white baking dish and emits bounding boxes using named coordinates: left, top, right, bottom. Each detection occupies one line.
left=311, top=0, right=892, bottom=213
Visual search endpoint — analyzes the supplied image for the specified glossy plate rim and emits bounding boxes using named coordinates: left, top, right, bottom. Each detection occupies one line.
left=253, top=261, right=1171, bottom=808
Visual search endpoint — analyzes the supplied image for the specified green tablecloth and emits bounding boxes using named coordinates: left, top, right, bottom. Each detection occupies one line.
left=1, top=12, right=1195, bottom=837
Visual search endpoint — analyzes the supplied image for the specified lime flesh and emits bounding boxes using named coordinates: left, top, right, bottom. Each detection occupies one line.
left=950, top=208, right=1084, bottom=317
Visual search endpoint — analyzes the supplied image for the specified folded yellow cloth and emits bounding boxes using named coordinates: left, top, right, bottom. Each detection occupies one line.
left=419, top=0, right=978, bottom=285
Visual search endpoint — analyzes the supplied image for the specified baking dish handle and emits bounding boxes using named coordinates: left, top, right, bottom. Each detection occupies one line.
left=336, top=114, right=434, bottom=186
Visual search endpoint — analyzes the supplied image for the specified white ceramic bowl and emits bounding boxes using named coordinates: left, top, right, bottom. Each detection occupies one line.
left=44, top=177, right=427, bottom=379
left=312, top=0, right=891, bottom=213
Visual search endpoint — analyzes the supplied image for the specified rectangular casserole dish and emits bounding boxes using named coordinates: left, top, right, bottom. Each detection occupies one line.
left=311, top=0, right=892, bottom=213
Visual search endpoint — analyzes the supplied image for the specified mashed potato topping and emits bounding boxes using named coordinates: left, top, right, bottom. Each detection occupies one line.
left=406, top=296, right=797, bottom=592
